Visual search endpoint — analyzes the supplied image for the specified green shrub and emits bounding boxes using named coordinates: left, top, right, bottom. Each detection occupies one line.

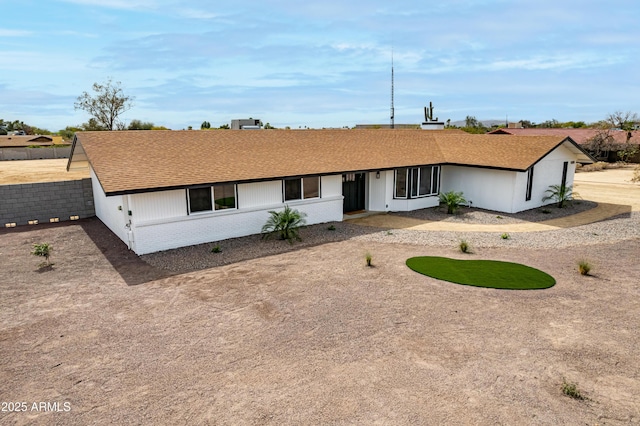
left=542, top=184, right=579, bottom=208
left=439, top=191, right=467, bottom=214
left=261, top=205, right=307, bottom=243
left=459, top=240, right=470, bottom=253
left=577, top=259, right=592, bottom=276
left=210, top=244, right=222, bottom=253
left=365, top=252, right=373, bottom=267
left=32, top=243, right=53, bottom=267
left=327, top=224, right=336, bottom=231
left=541, top=208, right=551, bottom=214
left=562, top=379, right=584, bottom=400
left=501, top=233, right=510, bottom=240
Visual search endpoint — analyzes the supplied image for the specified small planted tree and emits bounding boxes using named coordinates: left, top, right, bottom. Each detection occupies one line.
left=32, top=243, right=53, bottom=268
left=261, top=205, right=307, bottom=243
left=542, top=184, right=579, bottom=208
left=439, top=191, right=467, bottom=214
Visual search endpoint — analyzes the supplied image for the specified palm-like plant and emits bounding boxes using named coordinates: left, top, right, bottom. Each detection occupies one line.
left=261, top=205, right=307, bottom=243
left=542, top=184, right=578, bottom=208
left=439, top=191, right=467, bottom=214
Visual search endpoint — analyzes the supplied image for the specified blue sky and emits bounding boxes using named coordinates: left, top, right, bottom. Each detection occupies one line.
left=1, top=0, right=638, bottom=131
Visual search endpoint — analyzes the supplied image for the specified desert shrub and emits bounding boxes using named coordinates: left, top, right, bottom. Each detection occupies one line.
left=540, top=208, right=551, bottom=214
left=365, top=252, right=373, bottom=267
left=562, top=379, right=584, bottom=400
left=32, top=243, right=53, bottom=267
left=501, top=233, right=510, bottom=240
left=542, top=184, right=579, bottom=208
left=439, top=191, right=467, bottom=214
left=459, top=240, right=471, bottom=253
left=210, top=244, right=222, bottom=253
left=577, top=259, right=592, bottom=276
left=327, top=224, right=336, bottom=231
left=261, top=205, right=307, bottom=243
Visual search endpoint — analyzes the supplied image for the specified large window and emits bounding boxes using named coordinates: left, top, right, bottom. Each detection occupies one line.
left=284, top=176, right=320, bottom=201
left=188, top=184, right=237, bottom=213
left=188, top=187, right=213, bottom=213
left=214, top=184, right=236, bottom=210
left=394, top=166, right=439, bottom=199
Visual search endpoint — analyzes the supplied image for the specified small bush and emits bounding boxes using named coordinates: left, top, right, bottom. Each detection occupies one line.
left=501, top=233, right=510, bottom=240
left=562, top=379, right=584, bottom=400
left=327, top=224, right=336, bottom=231
left=541, top=209, right=551, bottom=214
left=577, top=259, right=592, bottom=276
left=210, top=244, right=222, bottom=253
left=261, top=205, right=307, bottom=243
left=496, top=215, right=503, bottom=219
left=32, top=242, right=53, bottom=268
left=459, top=240, right=470, bottom=253
left=439, top=191, right=467, bottom=214
left=365, top=252, right=373, bottom=267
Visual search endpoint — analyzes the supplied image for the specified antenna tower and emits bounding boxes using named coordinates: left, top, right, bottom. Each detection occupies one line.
left=390, top=50, right=395, bottom=129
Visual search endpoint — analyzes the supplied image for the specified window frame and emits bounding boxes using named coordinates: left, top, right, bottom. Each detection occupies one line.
left=525, top=166, right=534, bottom=201
left=283, top=176, right=321, bottom=201
left=394, top=166, right=440, bottom=199
left=187, top=184, right=237, bottom=214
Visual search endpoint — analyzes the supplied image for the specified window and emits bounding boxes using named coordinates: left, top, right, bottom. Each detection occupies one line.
left=394, top=166, right=439, bottom=199
left=188, top=187, right=213, bottom=213
left=284, top=176, right=320, bottom=201
left=189, top=184, right=237, bottom=213
left=395, top=168, right=408, bottom=198
left=525, top=166, right=534, bottom=201
left=214, top=184, right=236, bottom=210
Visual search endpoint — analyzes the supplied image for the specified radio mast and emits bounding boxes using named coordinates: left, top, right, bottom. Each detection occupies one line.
left=390, top=50, right=395, bottom=129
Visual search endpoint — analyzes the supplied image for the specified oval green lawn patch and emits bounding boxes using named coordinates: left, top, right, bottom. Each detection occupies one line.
left=406, top=256, right=555, bottom=290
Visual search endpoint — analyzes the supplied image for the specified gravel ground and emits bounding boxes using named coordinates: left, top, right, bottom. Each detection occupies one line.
left=142, top=203, right=636, bottom=274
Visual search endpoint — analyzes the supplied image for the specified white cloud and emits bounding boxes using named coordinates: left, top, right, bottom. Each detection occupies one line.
left=0, top=29, right=32, bottom=37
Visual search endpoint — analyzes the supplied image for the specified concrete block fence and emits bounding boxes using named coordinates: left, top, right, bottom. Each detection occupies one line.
left=0, top=178, right=95, bottom=226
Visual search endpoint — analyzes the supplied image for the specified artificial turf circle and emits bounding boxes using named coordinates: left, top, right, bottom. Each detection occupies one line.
left=406, top=256, right=556, bottom=290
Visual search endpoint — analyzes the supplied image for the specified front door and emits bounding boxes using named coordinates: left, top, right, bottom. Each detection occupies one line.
left=342, top=173, right=366, bottom=213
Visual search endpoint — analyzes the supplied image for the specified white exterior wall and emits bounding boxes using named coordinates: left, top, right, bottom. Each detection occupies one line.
left=512, top=144, right=577, bottom=212
left=441, top=166, right=517, bottom=213
left=368, top=169, right=440, bottom=213
left=129, top=190, right=187, bottom=222
left=90, top=167, right=128, bottom=244
left=321, top=174, right=342, bottom=197
left=125, top=175, right=344, bottom=255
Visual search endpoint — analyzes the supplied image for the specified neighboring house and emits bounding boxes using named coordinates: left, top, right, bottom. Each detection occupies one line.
left=0, top=135, right=55, bottom=147
left=488, top=128, right=640, bottom=162
left=67, top=129, right=593, bottom=255
left=0, top=135, right=70, bottom=160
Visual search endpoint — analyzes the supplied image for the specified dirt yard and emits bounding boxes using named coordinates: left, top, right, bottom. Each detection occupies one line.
left=0, top=159, right=89, bottom=184
left=0, top=170, right=639, bottom=424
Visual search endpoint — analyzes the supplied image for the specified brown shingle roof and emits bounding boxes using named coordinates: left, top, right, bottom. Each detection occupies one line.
left=71, top=129, right=591, bottom=195
left=0, top=135, right=55, bottom=148
left=488, top=128, right=639, bottom=145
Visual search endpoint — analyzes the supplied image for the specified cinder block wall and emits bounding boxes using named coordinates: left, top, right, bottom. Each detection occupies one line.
left=0, top=178, right=95, bottom=225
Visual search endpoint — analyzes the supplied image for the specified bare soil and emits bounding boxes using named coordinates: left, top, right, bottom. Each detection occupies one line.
left=1, top=230, right=639, bottom=424
left=0, top=159, right=89, bottom=184
left=0, top=168, right=639, bottom=425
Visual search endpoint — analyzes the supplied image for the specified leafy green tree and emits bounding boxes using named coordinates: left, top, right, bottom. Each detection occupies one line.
left=128, top=119, right=154, bottom=130
left=32, top=243, right=53, bottom=268
left=542, top=184, right=579, bottom=208
left=264, top=122, right=276, bottom=129
left=201, top=121, right=211, bottom=129
left=261, top=205, right=307, bottom=243
left=439, top=191, right=467, bottom=214
left=74, top=78, right=134, bottom=130
left=218, top=123, right=230, bottom=129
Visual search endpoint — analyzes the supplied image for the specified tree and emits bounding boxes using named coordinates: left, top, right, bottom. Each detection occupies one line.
left=74, top=78, right=133, bottom=130
left=128, top=119, right=154, bottom=130
left=606, top=111, right=638, bottom=143
left=264, top=122, right=276, bottom=129
left=201, top=121, right=211, bottom=129
left=32, top=242, right=53, bottom=268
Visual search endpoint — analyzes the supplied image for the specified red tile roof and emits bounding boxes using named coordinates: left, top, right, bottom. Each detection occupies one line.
left=70, top=129, right=593, bottom=195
